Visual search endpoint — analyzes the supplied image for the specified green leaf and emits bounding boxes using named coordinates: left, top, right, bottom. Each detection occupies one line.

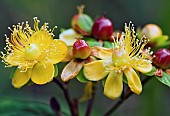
left=83, top=37, right=97, bottom=42
left=145, top=66, right=156, bottom=76
left=123, top=74, right=128, bottom=84
left=0, top=99, right=54, bottom=116
left=87, top=41, right=101, bottom=47
left=152, top=35, right=168, bottom=42
left=83, top=37, right=101, bottom=47
left=155, top=72, right=170, bottom=87
left=103, top=41, right=113, bottom=48
left=54, top=64, right=58, bottom=77
left=152, top=35, right=170, bottom=47
left=76, top=68, right=89, bottom=83
left=9, top=67, right=17, bottom=79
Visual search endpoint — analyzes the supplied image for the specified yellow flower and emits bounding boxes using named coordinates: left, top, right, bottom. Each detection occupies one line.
left=1, top=17, right=68, bottom=88
left=83, top=22, right=152, bottom=99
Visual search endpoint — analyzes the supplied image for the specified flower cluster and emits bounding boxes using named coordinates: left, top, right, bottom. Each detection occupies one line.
left=59, top=9, right=153, bottom=99
left=6, top=6, right=170, bottom=100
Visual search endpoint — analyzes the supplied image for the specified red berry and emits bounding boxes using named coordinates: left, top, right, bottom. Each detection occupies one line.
left=153, top=49, right=170, bottom=69
left=73, top=40, right=91, bottom=59
left=92, top=16, right=113, bottom=40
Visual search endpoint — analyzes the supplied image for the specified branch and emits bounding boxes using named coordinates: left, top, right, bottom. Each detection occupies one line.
left=53, top=78, right=78, bottom=116
left=85, top=82, right=97, bottom=116
left=53, top=77, right=65, bottom=90
left=104, top=76, right=152, bottom=116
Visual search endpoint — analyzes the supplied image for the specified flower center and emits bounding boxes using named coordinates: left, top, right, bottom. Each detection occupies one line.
left=25, top=44, right=41, bottom=60
left=112, top=48, right=130, bottom=67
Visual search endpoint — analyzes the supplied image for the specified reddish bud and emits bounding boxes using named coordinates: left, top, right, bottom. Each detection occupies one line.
left=153, top=49, right=170, bottom=69
left=92, top=16, right=113, bottom=40
left=71, top=5, right=93, bottom=36
left=73, top=40, right=91, bottom=59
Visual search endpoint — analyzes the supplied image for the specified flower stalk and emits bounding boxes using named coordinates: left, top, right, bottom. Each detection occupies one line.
left=85, top=82, right=97, bottom=116
left=53, top=78, right=78, bottom=116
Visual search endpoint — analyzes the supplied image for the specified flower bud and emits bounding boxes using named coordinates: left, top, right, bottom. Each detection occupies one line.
left=141, top=24, right=162, bottom=41
left=71, top=5, right=93, bottom=36
left=73, top=39, right=91, bottom=59
left=153, top=49, right=170, bottom=69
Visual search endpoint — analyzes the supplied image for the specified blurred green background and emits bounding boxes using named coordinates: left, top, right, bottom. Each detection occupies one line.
left=0, top=0, right=170, bottom=116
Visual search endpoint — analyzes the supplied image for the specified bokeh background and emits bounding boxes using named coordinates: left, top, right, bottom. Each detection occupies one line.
left=0, top=0, right=170, bottom=116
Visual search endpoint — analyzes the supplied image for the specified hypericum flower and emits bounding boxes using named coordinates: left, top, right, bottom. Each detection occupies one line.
left=83, top=22, right=152, bottom=99
left=1, top=17, right=68, bottom=88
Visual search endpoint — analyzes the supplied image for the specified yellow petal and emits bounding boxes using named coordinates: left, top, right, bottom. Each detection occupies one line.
left=59, top=28, right=81, bottom=46
left=98, top=48, right=113, bottom=60
left=5, top=50, right=35, bottom=69
left=91, top=46, right=112, bottom=60
left=83, top=60, right=109, bottom=81
left=31, top=61, right=54, bottom=84
left=124, top=68, right=142, bottom=94
left=48, top=39, right=68, bottom=64
left=104, top=71, right=123, bottom=100
left=12, top=68, right=32, bottom=88
left=61, top=59, right=84, bottom=82
left=30, top=31, right=52, bottom=49
left=132, top=58, right=152, bottom=73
